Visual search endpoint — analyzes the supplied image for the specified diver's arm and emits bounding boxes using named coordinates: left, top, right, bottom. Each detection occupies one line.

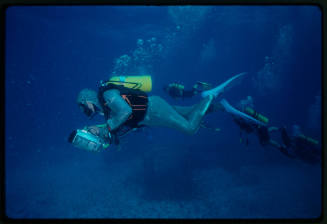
left=85, top=124, right=112, bottom=146
left=103, top=89, right=132, bottom=131
left=87, top=124, right=110, bottom=138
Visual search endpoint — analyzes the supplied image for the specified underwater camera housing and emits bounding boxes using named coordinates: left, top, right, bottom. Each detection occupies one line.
left=68, top=129, right=104, bottom=152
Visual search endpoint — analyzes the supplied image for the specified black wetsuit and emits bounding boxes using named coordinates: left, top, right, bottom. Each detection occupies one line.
left=166, top=85, right=196, bottom=99
left=234, top=118, right=270, bottom=146
left=287, top=136, right=321, bottom=163
left=234, top=118, right=255, bottom=134
left=182, top=90, right=196, bottom=98
left=256, top=126, right=270, bottom=146
left=167, top=87, right=182, bottom=98
left=281, top=128, right=321, bottom=163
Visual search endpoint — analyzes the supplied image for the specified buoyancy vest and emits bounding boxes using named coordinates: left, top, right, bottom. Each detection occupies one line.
left=98, top=83, right=148, bottom=136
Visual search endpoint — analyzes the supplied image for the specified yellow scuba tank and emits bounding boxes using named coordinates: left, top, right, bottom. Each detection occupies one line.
left=244, top=107, right=269, bottom=124
left=108, top=75, right=152, bottom=92
left=298, top=134, right=319, bottom=145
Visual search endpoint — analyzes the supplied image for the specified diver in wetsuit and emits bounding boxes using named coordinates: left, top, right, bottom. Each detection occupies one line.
left=280, top=125, right=321, bottom=164
left=220, top=97, right=321, bottom=163
left=70, top=73, right=246, bottom=151
left=220, top=97, right=290, bottom=156
left=163, top=81, right=212, bottom=99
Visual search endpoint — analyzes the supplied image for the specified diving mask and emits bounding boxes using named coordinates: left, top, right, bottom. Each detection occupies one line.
left=68, top=129, right=105, bottom=152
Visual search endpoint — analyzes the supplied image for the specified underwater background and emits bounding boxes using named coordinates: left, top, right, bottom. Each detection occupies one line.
left=5, top=6, right=322, bottom=219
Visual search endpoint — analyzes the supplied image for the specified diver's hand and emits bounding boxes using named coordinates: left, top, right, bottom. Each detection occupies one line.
left=87, top=126, right=101, bottom=136
left=86, top=126, right=112, bottom=150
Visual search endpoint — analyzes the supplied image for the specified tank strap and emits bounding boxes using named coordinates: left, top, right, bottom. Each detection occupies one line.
left=121, top=94, right=147, bottom=110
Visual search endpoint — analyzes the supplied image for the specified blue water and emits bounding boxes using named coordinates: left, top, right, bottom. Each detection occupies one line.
left=5, top=6, right=322, bottom=219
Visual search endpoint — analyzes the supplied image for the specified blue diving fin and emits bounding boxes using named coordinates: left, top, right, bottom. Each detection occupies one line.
left=201, top=72, right=247, bottom=98
left=220, top=98, right=266, bottom=126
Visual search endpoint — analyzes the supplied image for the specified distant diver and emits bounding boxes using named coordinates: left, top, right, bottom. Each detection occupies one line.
left=163, top=73, right=244, bottom=99
left=163, top=81, right=212, bottom=99
left=68, top=73, right=246, bottom=152
left=220, top=97, right=321, bottom=164
left=215, top=97, right=286, bottom=153
left=280, top=125, right=321, bottom=164
left=163, top=79, right=321, bottom=163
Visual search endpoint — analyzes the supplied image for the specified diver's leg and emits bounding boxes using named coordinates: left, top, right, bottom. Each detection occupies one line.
left=280, top=127, right=291, bottom=148
left=269, top=140, right=295, bottom=158
left=186, top=96, right=213, bottom=129
left=173, top=102, right=223, bottom=119
left=201, top=72, right=246, bottom=98
left=172, top=105, right=197, bottom=118
left=268, top=127, right=295, bottom=157
left=140, top=96, right=213, bottom=135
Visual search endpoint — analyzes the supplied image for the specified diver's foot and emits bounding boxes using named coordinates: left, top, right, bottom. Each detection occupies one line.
left=201, top=87, right=220, bottom=98
left=201, top=72, right=247, bottom=99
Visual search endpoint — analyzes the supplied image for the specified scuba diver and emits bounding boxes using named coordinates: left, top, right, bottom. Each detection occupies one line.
left=280, top=125, right=321, bottom=164
left=220, top=97, right=321, bottom=164
left=163, top=81, right=212, bottom=99
left=68, top=73, right=247, bottom=152
left=219, top=97, right=291, bottom=157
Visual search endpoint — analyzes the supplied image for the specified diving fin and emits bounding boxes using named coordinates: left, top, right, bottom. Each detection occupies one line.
left=220, top=98, right=266, bottom=126
left=201, top=72, right=247, bottom=98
